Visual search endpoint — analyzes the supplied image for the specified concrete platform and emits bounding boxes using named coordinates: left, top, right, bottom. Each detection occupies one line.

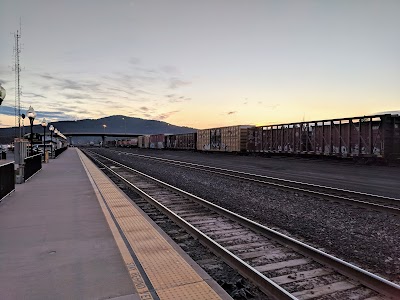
left=0, top=148, right=231, bottom=300
left=0, top=148, right=135, bottom=299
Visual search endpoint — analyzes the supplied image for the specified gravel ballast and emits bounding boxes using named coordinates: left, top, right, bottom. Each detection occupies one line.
left=92, top=148, right=400, bottom=284
left=96, top=154, right=269, bottom=300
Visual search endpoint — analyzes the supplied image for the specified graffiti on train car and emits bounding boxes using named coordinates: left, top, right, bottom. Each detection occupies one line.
left=133, top=114, right=399, bottom=161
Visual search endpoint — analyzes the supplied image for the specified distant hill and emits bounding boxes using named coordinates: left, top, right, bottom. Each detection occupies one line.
left=0, top=115, right=196, bottom=144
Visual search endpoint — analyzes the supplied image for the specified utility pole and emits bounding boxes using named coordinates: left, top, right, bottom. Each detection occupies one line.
left=13, top=22, right=22, bottom=139
left=13, top=21, right=28, bottom=184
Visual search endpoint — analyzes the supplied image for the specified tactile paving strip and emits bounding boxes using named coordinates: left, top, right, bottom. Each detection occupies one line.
left=78, top=150, right=224, bottom=300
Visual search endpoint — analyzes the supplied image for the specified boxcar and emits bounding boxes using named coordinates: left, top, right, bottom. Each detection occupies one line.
left=165, top=134, right=176, bottom=149
left=126, top=138, right=138, bottom=148
left=144, top=135, right=150, bottom=148
left=197, top=125, right=251, bottom=152
left=165, top=132, right=197, bottom=150
left=138, top=135, right=150, bottom=148
left=149, top=134, right=165, bottom=149
left=247, top=114, right=400, bottom=160
left=106, top=140, right=117, bottom=147
left=138, top=136, right=144, bottom=148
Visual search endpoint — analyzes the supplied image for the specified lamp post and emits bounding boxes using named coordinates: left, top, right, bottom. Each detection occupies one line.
left=102, top=124, right=107, bottom=147
left=49, top=125, right=54, bottom=158
left=0, top=85, right=5, bottom=160
left=54, top=128, right=59, bottom=151
left=122, top=117, right=126, bottom=135
left=41, top=118, right=47, bottom=161
left=26, top=106, right=36, bottom=156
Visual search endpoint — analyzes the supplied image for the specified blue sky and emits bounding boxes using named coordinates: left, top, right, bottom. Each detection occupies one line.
left=1, top=0, right=399, bottom=129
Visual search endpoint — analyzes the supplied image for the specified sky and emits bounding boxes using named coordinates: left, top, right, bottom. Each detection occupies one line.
left=0, top=0, right=399, bottom=129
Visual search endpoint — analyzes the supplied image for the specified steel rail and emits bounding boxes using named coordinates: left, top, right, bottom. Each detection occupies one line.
left=84, top=150, right=296, bottom=300
left=110, top=149, right=399, bottom=202
left=84, top=149, right=400, bottom=299
left=107, top=149, right=400, bottom=215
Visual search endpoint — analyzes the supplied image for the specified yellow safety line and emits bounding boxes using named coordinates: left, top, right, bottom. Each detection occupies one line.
left=77, top=149, right=155, bottom=300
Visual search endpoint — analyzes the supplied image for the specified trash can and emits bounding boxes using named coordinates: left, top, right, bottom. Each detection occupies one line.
left=1, top=151, right=6, bottom=160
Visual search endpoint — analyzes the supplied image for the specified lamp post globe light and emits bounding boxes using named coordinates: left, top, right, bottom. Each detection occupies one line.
left=0, top=84, right=6, bottom=106
left=49, top=124, right=54, bottom=158
left=41, top=118, right=47, bottom=161
left=27, top=106, right=36, bottom=156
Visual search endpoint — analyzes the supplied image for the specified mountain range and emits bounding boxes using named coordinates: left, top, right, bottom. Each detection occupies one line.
left=0, top=115, right=196, bottom=144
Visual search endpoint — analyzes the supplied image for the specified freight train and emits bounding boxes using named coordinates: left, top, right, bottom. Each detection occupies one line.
left=132, top=114, right=400, bottom=161
left=138, top=133, right=196, bottom=150
left=106, top=138, right=138, bottom=148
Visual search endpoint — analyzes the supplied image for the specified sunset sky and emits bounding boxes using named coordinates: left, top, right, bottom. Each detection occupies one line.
left=1, top=0, right=399, bottom=129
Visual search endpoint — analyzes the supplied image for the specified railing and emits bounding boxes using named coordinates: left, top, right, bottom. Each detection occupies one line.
left=24, top=154, right=42, bottom=181
left=55, top=146, right=68, bottom=157
left=0, top=162, right=15, bottom=201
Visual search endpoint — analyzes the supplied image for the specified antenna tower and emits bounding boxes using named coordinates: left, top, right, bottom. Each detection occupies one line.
left=13, top=23, right=22, bottom=139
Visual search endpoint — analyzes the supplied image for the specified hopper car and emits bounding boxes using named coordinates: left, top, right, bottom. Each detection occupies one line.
left=247, top=114, right=400, bottom=160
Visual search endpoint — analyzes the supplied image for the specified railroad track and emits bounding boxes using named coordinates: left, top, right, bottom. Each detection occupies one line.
left=83, top=149, right=400, bottom=300
left=102, top=149, right=400, bottom=216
